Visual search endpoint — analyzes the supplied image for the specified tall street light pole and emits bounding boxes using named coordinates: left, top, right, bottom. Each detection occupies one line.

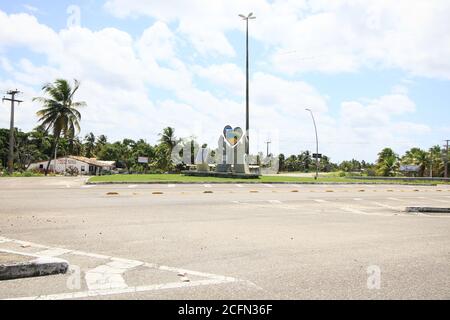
left=239, top=12, right=256, bottom=156
left=306, top=108, right=319, bottom=180
left=2, top=90, right=22, bottom=175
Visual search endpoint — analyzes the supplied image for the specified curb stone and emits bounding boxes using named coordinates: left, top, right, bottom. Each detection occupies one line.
left=0, top=257, right=69, bottom=281
left=405, top=207, right=450, bottom=214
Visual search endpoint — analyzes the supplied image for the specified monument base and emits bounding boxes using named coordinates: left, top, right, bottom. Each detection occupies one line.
left=182, top=171, right=260, bottom=179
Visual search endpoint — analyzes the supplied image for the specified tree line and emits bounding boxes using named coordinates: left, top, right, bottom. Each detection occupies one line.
left=1, top=78, right=448, bottom=177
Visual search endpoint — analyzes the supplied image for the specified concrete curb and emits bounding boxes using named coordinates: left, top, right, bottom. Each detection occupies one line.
left=86, top=181, right=438, bottom=186
left=405, top=207, right=450, bottom=214
left=0, top=257, right=69, bottom=281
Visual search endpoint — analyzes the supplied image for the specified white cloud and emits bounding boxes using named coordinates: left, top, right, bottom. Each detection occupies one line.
left=0, top=8, right=438, bottom=162
left=104, top=0, right=450, bottom=78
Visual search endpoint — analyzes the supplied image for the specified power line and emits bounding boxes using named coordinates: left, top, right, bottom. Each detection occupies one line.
left=2, top=89, right=23, bottom=174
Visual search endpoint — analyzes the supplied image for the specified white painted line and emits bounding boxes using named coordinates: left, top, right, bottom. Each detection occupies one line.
left=71, top=251, right=111, bottom=260
left=128, top=185, right=138, bottom=189
left=341, top=207, right=371, bottom=215
left=387, top=197, right=403, bottom=201
left=268, top=200, right=282, bottom=204
left=0, top=237, right=12, bottom=244
left=167, top=184, right=176, bottom=188
left=81, top=185, right=95, bottom=189
left=313, top=199, right=327, bottom=203
left=36, top=248, right=72, bottom=257
left=0, top=248, right=42, bottom=258
left=9, top=278, right=237, bottom=300
left=431, top=198, right=450, bottom=204
left=353, top=198, right=363, bottom=201
left=371, top=202, right=399, bottom=210
left=0, top=237, right=239, bottom=301
left=264, top=184, right=274, bottom=188
left=235, top=184, right=243, bottom=188
left=204, top=184, right=212, bottom=188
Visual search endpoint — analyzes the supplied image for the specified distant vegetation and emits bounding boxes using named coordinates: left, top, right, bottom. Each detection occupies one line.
left=0, top=79, right=448, bottom=177
left=1, top=126, right=448, bottom=177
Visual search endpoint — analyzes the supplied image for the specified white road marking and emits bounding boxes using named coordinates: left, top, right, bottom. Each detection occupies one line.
left=387, top=197, right=403, bottom=201
left=128, top=185, right=138, bottom=189
left=0, top=237, right=238, bottom=300
left=10, top=278, right=237, bottom=300
left=167, top=184, right=176, bottom=188
left=235, top=184, right=243, bottom=188
left=371, top=202, right=399, bottom=210
left=81, top=185, right=95, bottom=189
left=353, top=198, right=363, bottom=201
left=85, top=259, right=143, bottom=290
left=341, top=207, right=371, bottom=215
left=264, top=184, right=274, bottom=188
left=36, top=248, right=72, bottom=257
left=268, top=200, right=282, bottom=204
left=204, top=184, right=212, bottom=188
left=313, top=199, right=327, bottom=203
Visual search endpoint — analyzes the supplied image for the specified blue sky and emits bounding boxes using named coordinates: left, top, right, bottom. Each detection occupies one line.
left=0, top=0, right=449, bottom=162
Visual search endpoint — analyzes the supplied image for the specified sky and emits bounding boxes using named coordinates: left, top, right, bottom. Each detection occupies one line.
left=0, top=0, right=449, bottom=162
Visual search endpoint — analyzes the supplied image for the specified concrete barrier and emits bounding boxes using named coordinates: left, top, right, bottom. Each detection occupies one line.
left=0, top=257, right=69, bottom=281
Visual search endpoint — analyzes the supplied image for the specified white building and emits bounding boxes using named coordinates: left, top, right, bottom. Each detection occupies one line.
left=28, top=156, right=115, bottom=175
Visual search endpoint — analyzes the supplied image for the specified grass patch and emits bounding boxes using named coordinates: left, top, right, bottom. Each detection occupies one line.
left=88, top=174, right=449, bottom=185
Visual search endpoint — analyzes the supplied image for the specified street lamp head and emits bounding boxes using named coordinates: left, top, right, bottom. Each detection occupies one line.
left=239, top=13, right=256, bottom=20
left=305, top=108, right=311, bottom=112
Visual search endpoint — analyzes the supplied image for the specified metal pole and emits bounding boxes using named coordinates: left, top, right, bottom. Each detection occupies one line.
left=245, top=18, right=249, bottom=156
left=306, top=109, right=319, bottom=180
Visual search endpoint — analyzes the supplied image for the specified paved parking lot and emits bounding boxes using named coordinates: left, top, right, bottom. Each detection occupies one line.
left=0, top=177, right=449, bottom=299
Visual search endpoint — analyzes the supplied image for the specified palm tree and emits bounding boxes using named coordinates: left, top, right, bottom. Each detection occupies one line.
left=402, top=147, right=429, bottom=177
left=376, top=148, right=399, bottom=176
left=84, top=132, right=96, bottom=158
left=158, top=127, right=179, bottom=171
left=33, top=79, right=86, bottom=175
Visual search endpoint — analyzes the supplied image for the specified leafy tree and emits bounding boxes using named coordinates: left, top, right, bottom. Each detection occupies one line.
left=401, top=147, right=429, bottom=177
left=33, top=79, right=86, bottom=175
left=376, top=148, right=399, bottom=176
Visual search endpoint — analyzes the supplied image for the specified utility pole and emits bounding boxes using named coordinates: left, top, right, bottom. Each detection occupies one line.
left=2, top=90, right=22, bottom=175
left=444, top=140, right=449, bottom=179
left=265, top=140, right=271, bottom=157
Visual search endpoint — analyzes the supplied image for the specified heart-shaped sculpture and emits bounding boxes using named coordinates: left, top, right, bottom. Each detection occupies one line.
left=223, top=125, right=244, bottom=147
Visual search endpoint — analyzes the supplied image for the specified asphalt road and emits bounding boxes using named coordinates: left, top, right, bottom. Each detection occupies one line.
left=0, top=177, right=449, bottom=300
